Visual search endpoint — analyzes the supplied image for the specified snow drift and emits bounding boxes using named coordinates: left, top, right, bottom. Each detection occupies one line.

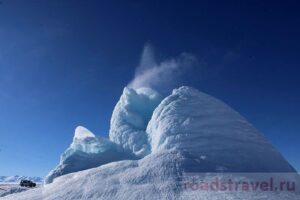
left=3, top=151, right=299, bottom=200
left=0, top=186, right=29, bottom=198
left=6, top=86, right=298, bottom=200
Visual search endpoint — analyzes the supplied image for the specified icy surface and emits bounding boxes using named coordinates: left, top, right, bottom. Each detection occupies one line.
left=11, top=86, right=298, bottom=199
left=0, top=186, right=28, bottom=198
left=109, top=87, right=163, bottom=157
left=68, top=126, right=115, bottom=155
left=44, top=126, right=133, bottom=184
left=147, top=86, right=295, bottom=172
left=73, top=126, right=95, bottom=140
left=2, top=151, right=299, bottom=200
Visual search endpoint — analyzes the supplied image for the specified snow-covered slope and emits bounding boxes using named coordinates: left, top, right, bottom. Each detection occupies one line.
left=2, top=150, right=299, bottom=200
left=6, top=86, right=298, bottom=200
left=0, top=185, right=29, bottom=198
left=147, top=86, right=295, bottom=172
left=44, top=126, right=134, bottom=184
left=109, top=87, right=162, bottom=157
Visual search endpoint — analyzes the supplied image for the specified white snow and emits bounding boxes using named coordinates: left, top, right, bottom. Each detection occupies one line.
left=73, top=126, right=95, bottom=140
left=44, top=126, right=134, bottom=184
left=7, top=86, right=298, bottom=200
left=146, top=86, right=295, bottom=172
left=69, top=126, right=116, bottom=155
left=0, top=185, right=29, bottom=198
left=109, top=87, right=162, bottom=157
left=0, top=180, right=42, bottom=198
left=2, top=151, right=299, bottom=200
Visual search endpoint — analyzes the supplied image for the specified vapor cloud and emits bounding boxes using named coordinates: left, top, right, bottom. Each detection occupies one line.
left=128, top=44, right=197, bottom=92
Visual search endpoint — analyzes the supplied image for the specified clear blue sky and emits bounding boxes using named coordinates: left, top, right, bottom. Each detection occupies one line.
left=0, top=0, right=299, bottom=177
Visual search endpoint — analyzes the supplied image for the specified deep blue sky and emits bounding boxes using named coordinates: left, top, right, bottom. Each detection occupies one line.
left=0, top=0, right=299, bottom=177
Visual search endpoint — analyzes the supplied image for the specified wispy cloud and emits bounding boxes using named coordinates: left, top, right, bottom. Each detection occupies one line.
left=128, top=44, right=197, bottom=92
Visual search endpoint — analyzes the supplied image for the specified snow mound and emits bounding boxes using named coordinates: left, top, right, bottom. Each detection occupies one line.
left=109, top=87, right=163, bottom=157
left=2, top=151, right=299, bottom=200
left=44, top=126, right=134, bottom=184
left=147, top=86, right=295, bottom=173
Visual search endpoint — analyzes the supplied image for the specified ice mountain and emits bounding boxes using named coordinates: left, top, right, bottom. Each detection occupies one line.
left=147, top=86, right=295, bottom=172
left=109, top=87, right=162, bottom=157
left=44, top=126, right=133, bottom=184
left=7, top=86, right=298, bottom=200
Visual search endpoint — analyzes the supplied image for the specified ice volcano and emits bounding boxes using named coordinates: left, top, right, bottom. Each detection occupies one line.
left=45, top=86, right=295, bottom=183
left=18, top=86, right=296, bottom=200
left=146, top=86, right=295, bottom=173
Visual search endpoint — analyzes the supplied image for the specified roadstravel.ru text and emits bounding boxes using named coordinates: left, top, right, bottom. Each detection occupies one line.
left=182, top=178, right=296, bottom=192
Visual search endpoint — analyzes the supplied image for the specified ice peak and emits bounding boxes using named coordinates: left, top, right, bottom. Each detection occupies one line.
left=172, top=86, right=201, bottom=96
left=109, top=87, right=163, bottom=157
left=44, top=85, right=296, bottom=190
left=146, top=86, right=295, bottom=172
left=136, top=87, right=162, bottom=100
left=122, top=86, right=134, bottom=96
left=123, top=87, right=162, bottom=100
left=74, top=126, right=95, bottom=140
